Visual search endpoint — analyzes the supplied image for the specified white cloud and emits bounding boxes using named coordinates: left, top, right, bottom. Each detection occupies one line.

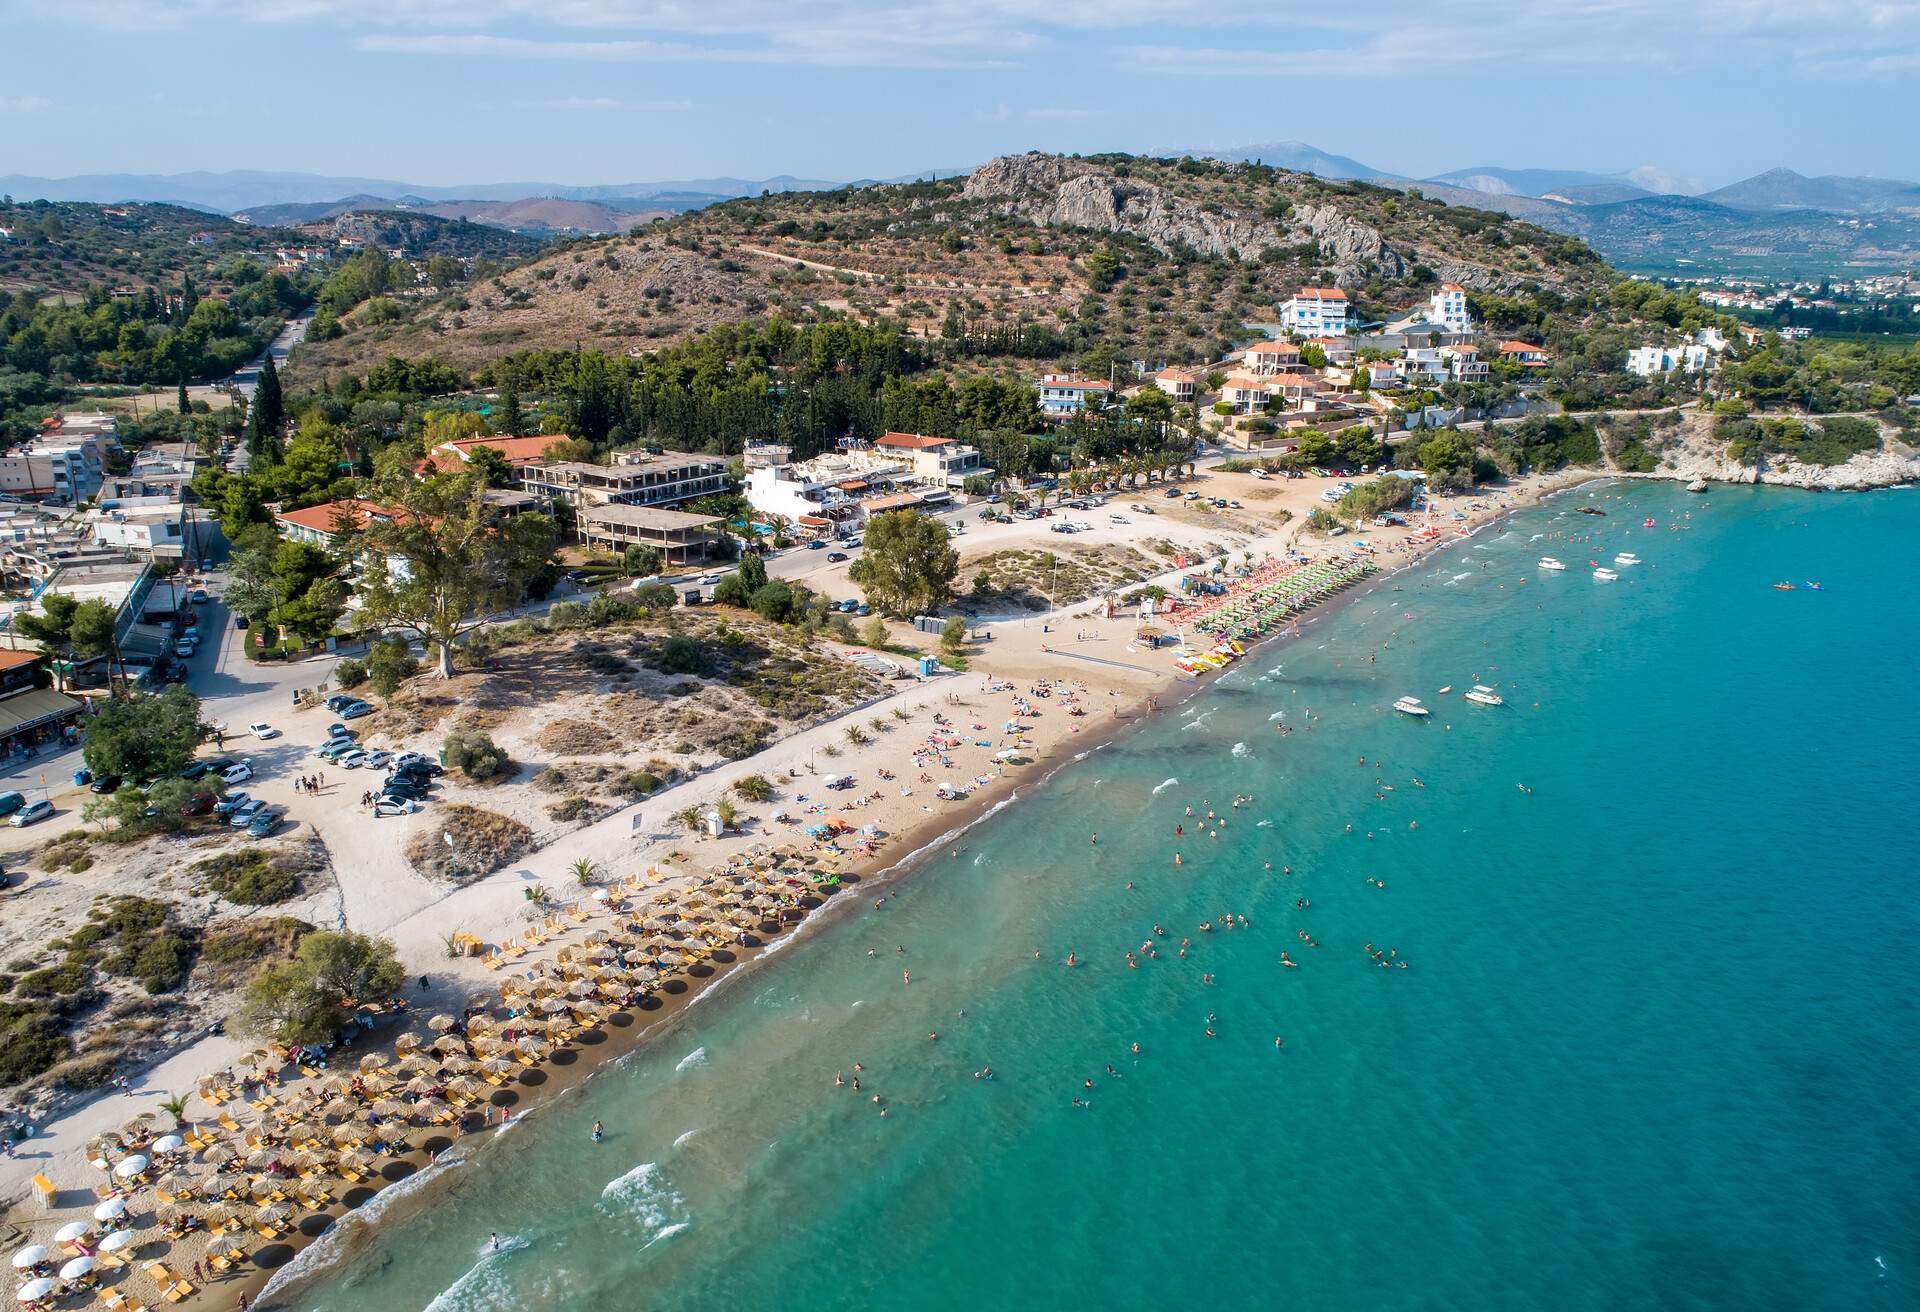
left=0, top=95, right=52, bottom=113
left=511, top=95, right=694, bottom=111
left=9, top=0, right=1917, bottom=76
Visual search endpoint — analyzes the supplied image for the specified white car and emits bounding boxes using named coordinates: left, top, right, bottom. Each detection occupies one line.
left=372, top=798, right=420, bottom=818
left=219, top=762, right=254, bottom=785
left=248, top=722, right=281, bottom=740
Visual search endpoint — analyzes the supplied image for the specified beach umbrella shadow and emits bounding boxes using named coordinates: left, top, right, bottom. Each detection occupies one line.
left=606, top=1012, right=636, bottom=1028
left=420, top=1134, right=454, bottom=1155
left=296, top=1215, right=334, bottom=1239
left=379, top=1160, right=417, bottom=1184
left=549, top=1050, right=578, bottom=1068
left=517, top=1068, right=549, bottom=1088
left=574, top=1029, right=608, bottom=1046
left=342, top=1186, right=378, bottom=1208
left=252, top=1244, right=298, bottom=1269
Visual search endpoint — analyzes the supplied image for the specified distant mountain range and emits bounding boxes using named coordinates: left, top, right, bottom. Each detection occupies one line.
left=0, top=169, right=839, bottom=214
left=6, top=153, right=1916, bottom=274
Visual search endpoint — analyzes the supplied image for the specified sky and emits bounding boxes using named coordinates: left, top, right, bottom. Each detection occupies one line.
left=3, top=0, right=1919, bottom=188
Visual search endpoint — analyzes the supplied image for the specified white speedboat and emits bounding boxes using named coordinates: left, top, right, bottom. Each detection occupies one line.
left=1538, top=557, right=1566, bottom=571
left=1463, top=685, right=1504, bottom=706
left=1593, top=567, right=1619, bottom=581
left=1392, top=696, right=1430, bottom=717
left=1614, top=552, right=1640, bottom=567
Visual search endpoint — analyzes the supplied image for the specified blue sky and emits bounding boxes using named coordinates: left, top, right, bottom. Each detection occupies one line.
left=3, top=1, right=1918, bottom=187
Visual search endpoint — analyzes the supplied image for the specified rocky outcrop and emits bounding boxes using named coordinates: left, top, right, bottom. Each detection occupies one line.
left=958, top=154, right=1406, bottom=281
left=1614, top=413, right=1920, bottom=490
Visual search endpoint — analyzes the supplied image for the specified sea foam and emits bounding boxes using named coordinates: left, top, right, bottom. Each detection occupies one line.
left=1150, top=778, right=1179, bottom=795
left=675, top=1046, right=707, bottom=1072
left=598, top=1161, right=692, bottom=1245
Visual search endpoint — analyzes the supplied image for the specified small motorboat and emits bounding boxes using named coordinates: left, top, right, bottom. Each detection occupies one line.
left=1773, top=582, right=1796, bottom=591
left=1576, top=506, right=1606, bottom=517
left=1593, top=567, right=1619, bottom=581
left=1643, top=518, right=1656, bottom=528
left=1537, top=557, right=1566, bottom=571
left=1463, top=685, right=1504, bottom=706
left=1436, top=685, right=1453, bottom=695
left=1806, top=581, right=1825, bottom=591
left=1392, top=696, right=1431, bottom=717
left=1614, top=553, right=1641, bottom=567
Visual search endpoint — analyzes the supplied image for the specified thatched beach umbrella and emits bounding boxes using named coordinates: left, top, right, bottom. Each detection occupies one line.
left=480, top=1057, right=517, bottom=1078
left=394, top=1033, right=421, bottom=1054
left=427, top=1014, right=458, bottom=1033
left=359, top=1072, right=394, bottom=1094
left=358, top=1054, right=388, bottom=1072
left=440, top=1055, right=476, bottom=1075
left=206, top=1235, right=245, bottom=1259
left=255, top=1202, right=291, bottom=1226
left=465, top=1015, right=496, bottom=1035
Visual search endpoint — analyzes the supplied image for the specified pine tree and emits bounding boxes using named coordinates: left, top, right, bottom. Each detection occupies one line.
left=498, top=377, right=525, bottom=435
left=247, top=355, right=286, bottom=464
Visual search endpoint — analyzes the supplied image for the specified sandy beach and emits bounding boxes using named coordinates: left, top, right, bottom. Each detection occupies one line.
left=0, top=462, right=1587, bottom=1309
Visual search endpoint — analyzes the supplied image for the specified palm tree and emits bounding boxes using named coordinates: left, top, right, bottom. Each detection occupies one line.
left=570, top=857, right=601, bottom=886
left=158, top=1092, right=189, bottom=1128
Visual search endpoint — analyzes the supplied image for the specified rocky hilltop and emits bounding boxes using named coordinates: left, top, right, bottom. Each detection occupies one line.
left=957, top=153, right=1529, bottom=291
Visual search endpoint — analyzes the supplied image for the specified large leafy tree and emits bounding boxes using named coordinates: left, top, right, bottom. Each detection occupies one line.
left=16, top=595, right=120, bottom=689
left=353, top=470, right=558, bottom=677
left=848, top=510, right=959, bottom=617
left=83, top=684, right=204, bottom=781
left=240, top=931, right=406, bottom=1046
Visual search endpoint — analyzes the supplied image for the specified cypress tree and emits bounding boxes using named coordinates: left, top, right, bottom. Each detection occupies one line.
left=177, top=377, right=190, bottom=414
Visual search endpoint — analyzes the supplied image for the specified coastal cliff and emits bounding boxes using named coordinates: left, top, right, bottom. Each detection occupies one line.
left=1619, top=412, right=1920, bottom=491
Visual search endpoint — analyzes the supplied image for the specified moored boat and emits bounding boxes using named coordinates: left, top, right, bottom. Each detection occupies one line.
left=1614, top=552, right=1640, bottom=566
left=1593, top=567, right=1619, bottom=581
left=1392, top=696, right=1430, bottom=717
left=1463, top=684, right=1505, bottom=706
left=1537, top=557, right=1566, bottom=571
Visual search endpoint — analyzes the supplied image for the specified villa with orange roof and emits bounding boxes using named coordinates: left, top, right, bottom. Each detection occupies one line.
left=1498, top=340, right=1551, bottom=367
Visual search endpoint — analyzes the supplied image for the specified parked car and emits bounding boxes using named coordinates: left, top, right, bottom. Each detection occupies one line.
left=1163, top=488, right=1182, bottom=498
left=179, top=792, right=217, bottom=817
left=234, top=616, right=249, bottom=629
left=174, top=639, right=197, bottom=658
left=855, top=603, right=872, bottom=616
left=339, top=701, right=373, bottom=719
left=202, top=757, right=236, bottom=775
left=228, top=799, right=267, bottom=827
left=392, top=760, right=443, bottom=778
left=384, top=772, right=433, bottom=793
left=361, top=750, right=392, bottom=768
left=0, top=791, right=25, bottom=818
left=246, top=810, right=281, bottom=839
left=325, top=694, right=355, bottom=712
left=391, top=752, right=431, bottom=769
left=381, top=782, right=429, bottom=802
left=337, top=749, right=368, bottom=769
left=373, top=798, right=420, bottom=818
left=213, top=791, right=251, bottom=816
left=826, top=551, right=849, bottom=563
left=317, top=740, right=357, bottom=762
left=190, top=588, right=209, bottom=603
left=248, top=722, right=281, bottom=740
left=8, top=799, right=53, bottom=827
left=88, top=774, right=123, bottom=794
left=327, top=723, right=356, bottom=740
left=219, top=762, right=254, bottom=785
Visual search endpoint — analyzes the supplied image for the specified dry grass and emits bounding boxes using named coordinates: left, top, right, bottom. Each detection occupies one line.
left=962, top=545, right=1159, bottom=611
left=404, top=805, right=533, bottom=879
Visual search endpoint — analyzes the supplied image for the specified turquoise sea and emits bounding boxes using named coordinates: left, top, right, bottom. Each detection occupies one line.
left=284, top=481, right=1920, bottom=1312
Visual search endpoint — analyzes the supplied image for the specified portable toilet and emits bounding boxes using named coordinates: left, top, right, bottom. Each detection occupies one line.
left=917, top=655, right=940, bottom=677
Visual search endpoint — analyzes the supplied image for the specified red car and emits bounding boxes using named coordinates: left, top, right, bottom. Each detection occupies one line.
left=179, top=792, right=217, bottom=817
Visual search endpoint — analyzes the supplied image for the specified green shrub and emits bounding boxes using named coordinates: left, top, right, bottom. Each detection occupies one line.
left=622, top=770, right=662, bottom=796
left=657, top=635, right=704, bottom=674
left=734, top=774, right=775, bottom=802
left=333, top=658, right=368, bottom=689
left=0, top=1003, right=67, bottom=1086
left=192, top=850, right=299, bottom=905
left=547, top=796, right=591, bottom=822
left=444, top=731, right=511, bottom=781
left=128, top=933, right=195, bottom=994
left=16, top=961, right=92, bottom=998
left=365, top=637, right=420, bottom=697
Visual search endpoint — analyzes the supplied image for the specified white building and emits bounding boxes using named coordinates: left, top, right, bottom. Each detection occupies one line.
left=1626, top=344, right=1712, bottom=376
left=872, top=432, right=984, bottom=486
left=1153, top=367, right=1198, bottom=402
left=1037, top=374, right=1108, bottom=417
left=745, top=449, right=918, bottom=533
left=1428, top=283, right=1471, bottom=334
left=1279, top=287, right=1350, bottom=337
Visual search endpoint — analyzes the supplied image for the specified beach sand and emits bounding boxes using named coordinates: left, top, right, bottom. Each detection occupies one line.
left=2, top=465, right=1585, bottom=1308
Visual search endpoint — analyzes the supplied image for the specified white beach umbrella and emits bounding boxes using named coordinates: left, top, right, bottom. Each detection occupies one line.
left=150, top=1134, right=184, bottom=1154
left=91, top=1199, right=127, bottom=1223
left=52, top=1223, right=90, bottom=1243
left=58, top=1256, right=95, bottom=1280
left=113, top=1154, right=150, bottom=1178
left=10, top=1246, right=47, bottom=1269
left=96, top=1231, right=135, bottom=1255
left=16, top=1277, right=55, bottom=1301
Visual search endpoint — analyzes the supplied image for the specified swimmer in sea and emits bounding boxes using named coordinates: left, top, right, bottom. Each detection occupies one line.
left=490, top=1233, right=500, bottom=1252
left=1130, top=1042, right=1141, bottom=1054
left=835, top=1072, right=844, bottom=1087
left=591, top=1120, right=603, bottom=1142
left=1066, top=952, right=1078, bottom=967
